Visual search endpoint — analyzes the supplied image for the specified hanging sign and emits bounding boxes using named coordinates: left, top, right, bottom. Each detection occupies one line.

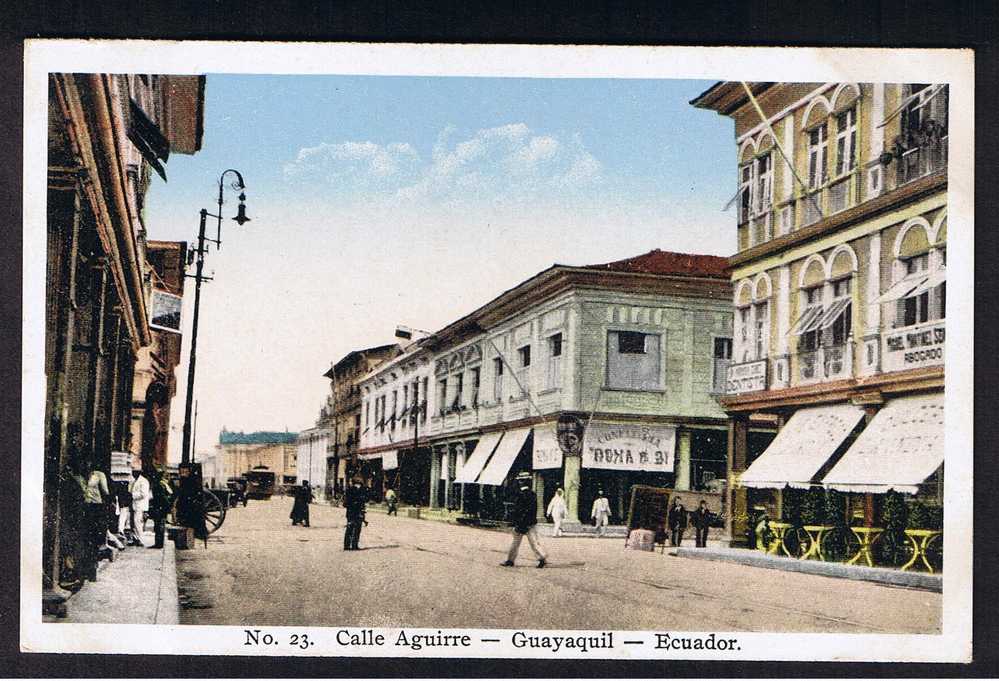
left=583, top=423, right=676, bottom=472
left=150, top=289, right=183, bottom=334
left=532, top=424, right=563, bottom=470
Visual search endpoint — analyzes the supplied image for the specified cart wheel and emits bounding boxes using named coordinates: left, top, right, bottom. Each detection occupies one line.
left=202, top=490, right=226, bottom=535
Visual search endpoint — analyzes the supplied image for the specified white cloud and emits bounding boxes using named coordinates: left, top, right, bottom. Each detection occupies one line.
left=283, top=140, right=420, bottom=185
left=285, top=123, right=602, bottom=202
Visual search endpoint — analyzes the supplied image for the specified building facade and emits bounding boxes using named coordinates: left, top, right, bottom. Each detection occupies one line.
left=359, top=250, right=733, bottom=524
left=44, top=73, right=204, bottom=592
left=325, top=344, right=401, bottom=496
left=216, top=430, right=299, bottom=488
left=295, top=425, right=331, bottom=499
left=130, top=240, right=187, bottom=469
left=692, top=81, right=946, bottom=541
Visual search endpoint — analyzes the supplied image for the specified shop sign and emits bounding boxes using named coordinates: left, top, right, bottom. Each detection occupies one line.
left=726, top=359, right=767, bottom=394
left=532, top=424, right=563, bottom=470
left=150, top=289, right=182, bottom=334
left=583, top=423, right=675, bottom=472
left=882, top=321, right=945, bottom=373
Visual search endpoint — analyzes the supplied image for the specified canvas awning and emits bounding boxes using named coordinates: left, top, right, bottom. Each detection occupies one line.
left=358, top=451, right=382, bottom=461
left=910, top=266, right=946, bottom=298
left=788, top=305, right=825, bottom=335
left=738, top=403, right=866, bottom=489
left=822, top=393, right=944, bottom=494
left=453, top=431, right=504, bottom=484
left=873, top=276, right=928, bottom=304
left=478, top=427, right=531, bottom=485
left=382, top=450, right=399, bottom=471
left=817, top=297, right=851, bottom=329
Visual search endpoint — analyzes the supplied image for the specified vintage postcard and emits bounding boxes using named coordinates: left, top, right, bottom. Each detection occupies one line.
left=21, top=41, right=973, bottom=662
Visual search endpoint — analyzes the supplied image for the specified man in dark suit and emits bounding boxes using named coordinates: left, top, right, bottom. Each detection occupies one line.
left=343, top=478, right=367, bottom=550
left=668, top=497, right=688, bottom=547
left=691, top=499, right=712, bottom=548
left=501, top=471, right=547, bottom=568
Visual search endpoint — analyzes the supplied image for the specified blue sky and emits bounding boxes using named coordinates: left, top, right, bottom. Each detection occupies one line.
left=144, top=74, right=737, bottom=458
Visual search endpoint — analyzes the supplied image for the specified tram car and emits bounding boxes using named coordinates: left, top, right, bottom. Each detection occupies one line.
left=244, top=465, right=276, bottom=500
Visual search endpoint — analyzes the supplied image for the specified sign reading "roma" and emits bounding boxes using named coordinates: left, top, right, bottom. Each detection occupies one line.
left=582, top=422, right=676, bottom=472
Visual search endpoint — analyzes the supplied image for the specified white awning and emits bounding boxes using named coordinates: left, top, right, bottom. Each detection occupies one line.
left=453, top=431, right=503, bottom=484
left=818, top=297, right=851, bottom=329
left=873, top=276, right=928, bottom=304
left=358, top=451, right=382, bottom=461
left=739, top=403, right=866, bottom=489
left=788, top=305, right=824, bottom=335
left=382, top=450, right=398, bottom=471
left=910, top=266, right=946, bottom=298
left=478, top=427, right=532, bottom=486
left=822, top=393, right=944, bottom=494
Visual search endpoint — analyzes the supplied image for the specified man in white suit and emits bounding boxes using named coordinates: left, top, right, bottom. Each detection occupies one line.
left=128, top=469, right=151, bottom=547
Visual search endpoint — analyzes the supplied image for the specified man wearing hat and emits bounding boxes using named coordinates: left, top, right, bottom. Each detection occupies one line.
left=343, top=477, right=368, bottom=551
left=501, top=471, right=547, bottom=568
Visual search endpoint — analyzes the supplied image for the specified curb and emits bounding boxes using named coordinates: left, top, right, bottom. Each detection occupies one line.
left=675, top=546, right=942, bottom=592
left=155, top=538, right=180, bottom=625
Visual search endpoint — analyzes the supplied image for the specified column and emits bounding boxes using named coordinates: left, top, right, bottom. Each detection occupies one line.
left=726, top=415, right=749, bottom=545
left=534, top=472, right=545, bottom=522
left=563, top=453, right=581, bottom=523
left=862, top=232, right=882, bottom=376
left=442, top=447, right=452, bottom=510
left=675, top=429, right=692, bottom=491
left=455, top=443, right=467, bottom=512
left=428, top=447, right=440, bottom=508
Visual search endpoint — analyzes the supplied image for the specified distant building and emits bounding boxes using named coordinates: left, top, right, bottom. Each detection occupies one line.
left=324, top=344, right=401, bottom=495
left=130, top=240, right=187, bottom=469
left=216, top=430, right=298, bottom=488
left=295, top=426, right=329, bottom=499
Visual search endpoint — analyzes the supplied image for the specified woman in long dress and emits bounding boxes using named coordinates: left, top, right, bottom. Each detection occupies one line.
left=546, top=488, right=568, bottom=537
left=290, top=480, right=313, bottom=527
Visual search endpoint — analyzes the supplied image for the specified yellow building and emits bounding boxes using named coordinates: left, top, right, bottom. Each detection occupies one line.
left=693, top=82, right=946, bottom=545
left=216, top=430, right=299, bottom=489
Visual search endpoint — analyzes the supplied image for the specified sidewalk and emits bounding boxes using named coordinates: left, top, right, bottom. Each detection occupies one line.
left=45, top=529, right=180, bottom=624
left=673, top=545, right=942, bottom=592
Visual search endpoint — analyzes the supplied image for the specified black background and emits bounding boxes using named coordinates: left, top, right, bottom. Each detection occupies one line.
left=2, top=0, right=997, bottom=677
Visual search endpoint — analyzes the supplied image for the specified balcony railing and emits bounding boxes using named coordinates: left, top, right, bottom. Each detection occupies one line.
left=897, top=136, right=948, bottom=186
left=797, top=342, right=854, bottom=383
left=827, top=175, right=853, bottom=214
left=801, top=191, right=823, bottom=227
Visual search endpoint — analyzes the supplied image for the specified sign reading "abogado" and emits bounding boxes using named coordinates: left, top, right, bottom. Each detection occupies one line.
left=882, top=320, right=945, bottom=372
left=582, top=423, right=676, bottom=472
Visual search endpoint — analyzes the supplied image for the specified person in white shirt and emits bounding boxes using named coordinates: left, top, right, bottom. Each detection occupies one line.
left=546, top=488, right=568, bottom=537
left=128, top=469, right=151, bottom=547
left=591, top=490, right=611, bottom=536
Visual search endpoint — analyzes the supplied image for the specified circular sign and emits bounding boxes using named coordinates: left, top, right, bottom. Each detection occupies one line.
left=556, top=413, right=586, bottom=455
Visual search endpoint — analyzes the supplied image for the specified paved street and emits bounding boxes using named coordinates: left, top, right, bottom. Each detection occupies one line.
left=175, top=497, right=940, bottom=633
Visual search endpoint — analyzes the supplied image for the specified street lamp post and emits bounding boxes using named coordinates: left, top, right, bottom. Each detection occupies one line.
left=181, top=169, right=250, bottom=464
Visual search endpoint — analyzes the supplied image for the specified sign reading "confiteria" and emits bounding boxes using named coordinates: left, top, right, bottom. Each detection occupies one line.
left=582, top=423, right=676, bottom=472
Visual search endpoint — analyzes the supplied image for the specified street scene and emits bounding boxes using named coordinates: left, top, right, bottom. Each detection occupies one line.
left=30, top=44, right=962, bottom=660
left=174, top=496, right=940, bottom=633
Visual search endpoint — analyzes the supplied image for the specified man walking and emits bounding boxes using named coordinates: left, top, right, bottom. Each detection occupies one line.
left=668, top=497, right=688, bottom=547
left=502, top=472, right=547, bottom=568
left=343, top=477, right=367, bottom=551
left=128, top=468, right=151, bottom=547
left=546, top=487, right=567, bottom=537
left=591, top=489, right=611, bottom=537
left=385, top=487, right=398, bottom=516
left=692, top=499, right=712, bottom=548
